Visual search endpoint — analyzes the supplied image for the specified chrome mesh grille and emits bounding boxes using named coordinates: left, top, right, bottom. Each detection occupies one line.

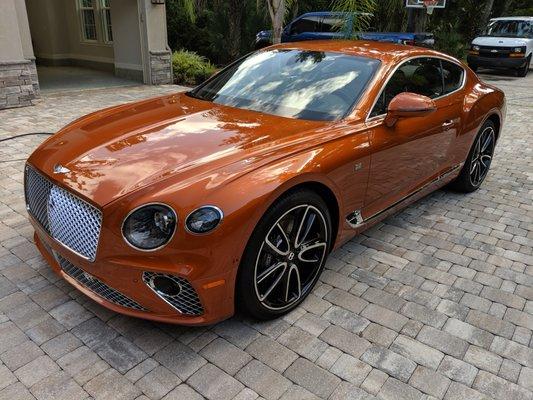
left=25, top=166, right=102, bottom=261
left=56, top=253, right=145, bottom=311
left=143, top=272, right=204, bottom=316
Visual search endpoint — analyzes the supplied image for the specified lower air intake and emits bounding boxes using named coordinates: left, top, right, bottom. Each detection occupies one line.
left=56, top=254, right=146, bottom=311
left=143, top=272, right=204, bottom=316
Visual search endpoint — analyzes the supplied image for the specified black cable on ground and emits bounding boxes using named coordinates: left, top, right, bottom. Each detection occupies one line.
left=0, top=132, right=54, bottom=143
left=0, top=132, right=54, bottom=163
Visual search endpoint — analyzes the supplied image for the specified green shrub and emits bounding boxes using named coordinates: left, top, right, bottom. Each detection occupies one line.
left=172, top=50, right=216, bottom=86
left=433, top=22, right=469, bottom=60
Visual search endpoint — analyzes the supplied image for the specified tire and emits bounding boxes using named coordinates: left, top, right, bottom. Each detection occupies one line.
left=450, top=120, right=496, bottom=193
left=236, top=189, right=332, bottom=320
left=518, top=55, right=531, bottom=77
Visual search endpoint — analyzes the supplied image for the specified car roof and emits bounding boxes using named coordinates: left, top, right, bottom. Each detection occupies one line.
left=299, top=11, right=372, bottom=17
left=269, top=40, right=459, bottom=65
left=490, top=16, right=533, bottom=21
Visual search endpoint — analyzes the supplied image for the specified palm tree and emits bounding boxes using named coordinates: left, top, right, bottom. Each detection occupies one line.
left=265, top=0, right=287, bottom=44
left=180, top=0, right=196, bottom=22
left=227, top=0, right=245, bottom=59
left=481, top=0, right=495, bottom=26
left=330, top=0, right=376, bottom=33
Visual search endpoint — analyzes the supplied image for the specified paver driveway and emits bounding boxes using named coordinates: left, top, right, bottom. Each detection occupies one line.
left=0, top=72, right=532, bottom=400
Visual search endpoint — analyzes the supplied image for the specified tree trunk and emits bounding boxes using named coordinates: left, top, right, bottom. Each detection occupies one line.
left=414, top=8, right=427, bottom=32
left=227, top=0, right=244, bottom=61
left=481, top=0, right=495, bottom=26
left=266, top=0, right=286, bottom=44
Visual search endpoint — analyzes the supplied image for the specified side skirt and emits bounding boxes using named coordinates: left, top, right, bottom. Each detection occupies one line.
left=345, top=163, right=463, bottom=234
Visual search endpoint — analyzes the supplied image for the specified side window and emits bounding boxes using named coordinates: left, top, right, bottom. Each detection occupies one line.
left=370, top=58, right=444, bottom=118
left=319, top=17, right=345, bottom=33
left=290, top=17, right=321, bottom=35
left=441, top=60, right=464, bottom=94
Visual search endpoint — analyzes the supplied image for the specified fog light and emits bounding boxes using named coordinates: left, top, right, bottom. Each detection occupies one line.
left=149, top=275, right=181, bottom=297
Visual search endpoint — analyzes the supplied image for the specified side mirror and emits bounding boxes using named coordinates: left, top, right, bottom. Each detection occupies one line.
left=384, top=92, right=437, bottom=128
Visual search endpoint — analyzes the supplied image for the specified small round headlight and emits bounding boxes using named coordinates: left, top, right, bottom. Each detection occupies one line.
left=122, top=204, right=176, bottom=250
left=185, top=206, right=223, bottom=234
left=472, top=45, right=480, bottom=51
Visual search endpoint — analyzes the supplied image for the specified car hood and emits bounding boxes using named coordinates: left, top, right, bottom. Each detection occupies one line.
left=28, top=92, right=325, bottom=206
left=472, top=36, right=530, bottom=47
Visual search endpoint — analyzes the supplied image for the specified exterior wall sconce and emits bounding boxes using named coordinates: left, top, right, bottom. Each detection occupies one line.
left=151, top=0, right=165, bottom=4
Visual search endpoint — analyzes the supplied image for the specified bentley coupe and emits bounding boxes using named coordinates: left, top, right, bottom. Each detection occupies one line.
left=25, top=40, right=505, bottom=324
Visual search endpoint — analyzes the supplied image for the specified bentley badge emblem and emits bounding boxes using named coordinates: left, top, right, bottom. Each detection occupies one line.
left=53, top=164, right=70, bottom=174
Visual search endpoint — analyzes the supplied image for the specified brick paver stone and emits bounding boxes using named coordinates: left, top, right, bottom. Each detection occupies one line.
left=0, top=76, right=531, bottom=400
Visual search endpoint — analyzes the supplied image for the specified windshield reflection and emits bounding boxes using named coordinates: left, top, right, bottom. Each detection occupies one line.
left=190, top=49, right=380, bottom=121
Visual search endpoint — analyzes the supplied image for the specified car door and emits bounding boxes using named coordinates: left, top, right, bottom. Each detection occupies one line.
left=284, top=15, right=321, bottom=42
left=363, top=57, right=459, bottom=217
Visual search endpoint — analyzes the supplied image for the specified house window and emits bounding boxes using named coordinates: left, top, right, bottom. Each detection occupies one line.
left=101, top=0, right=113, bottom=43
left=79, top=0, right=97, bottom=41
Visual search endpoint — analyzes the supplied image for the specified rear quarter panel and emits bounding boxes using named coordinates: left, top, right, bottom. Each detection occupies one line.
left=454, top=69, right=505, bottom=166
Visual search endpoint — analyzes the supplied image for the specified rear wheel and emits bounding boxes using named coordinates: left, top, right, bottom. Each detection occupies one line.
left=451, top=120, right=496, bottom=193
left=237, top=190, right=331, bottom=320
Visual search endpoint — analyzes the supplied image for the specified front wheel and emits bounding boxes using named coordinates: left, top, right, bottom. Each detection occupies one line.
left=236, top=190, right=332, bottom=320
left=450, top=120, right=496, bottom=193
left=518, top=56, right=531, bottom=77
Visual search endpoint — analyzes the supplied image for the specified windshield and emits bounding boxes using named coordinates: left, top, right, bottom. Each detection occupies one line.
left=189, top=49, right=380, bottom=121
left=482, top=20, right=532, bottom=38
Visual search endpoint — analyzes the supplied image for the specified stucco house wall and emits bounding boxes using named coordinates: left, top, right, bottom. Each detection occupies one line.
left=0, top=0, right=39, bottom=109
left=1, top=0, right=172, bottom=110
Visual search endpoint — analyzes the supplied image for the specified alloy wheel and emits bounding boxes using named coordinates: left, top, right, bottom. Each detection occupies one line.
left=253, top=204, right=328, bottom=311
left=469, top=126, right=495, bottom=187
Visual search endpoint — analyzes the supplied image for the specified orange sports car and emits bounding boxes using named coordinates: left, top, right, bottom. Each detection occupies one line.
left=25, top=41, right=505, bottom=325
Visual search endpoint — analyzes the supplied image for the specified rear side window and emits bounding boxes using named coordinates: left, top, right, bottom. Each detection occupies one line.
left=441, top=60, right=464, bottom=94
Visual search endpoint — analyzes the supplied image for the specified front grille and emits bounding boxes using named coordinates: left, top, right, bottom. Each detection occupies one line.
left=143, top=272, right=204, bottom=316
left=25, top=166, right=102, bottom=261
left=56, top=253, right=145, bottom=311
left=478, top=46, right=512, bottom=58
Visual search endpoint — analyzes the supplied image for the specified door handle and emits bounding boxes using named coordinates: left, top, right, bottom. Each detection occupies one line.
left=442, top=120, right=454, bottom=128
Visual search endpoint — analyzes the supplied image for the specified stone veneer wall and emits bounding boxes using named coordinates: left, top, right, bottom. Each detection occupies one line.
left=149, top=51, right=172, bottom=85
left=0, top=59, right=39, bottom=110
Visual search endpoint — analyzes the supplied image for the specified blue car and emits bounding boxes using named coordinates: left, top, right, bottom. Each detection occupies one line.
left=255, top=11, right=434, bottom=48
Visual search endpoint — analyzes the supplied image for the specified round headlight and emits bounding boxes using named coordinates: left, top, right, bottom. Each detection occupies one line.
left=185, top=206, right=223, bottom=234
left=472, top=45, right=480, bottom=51
left=122, top=204, right=176, bottom=250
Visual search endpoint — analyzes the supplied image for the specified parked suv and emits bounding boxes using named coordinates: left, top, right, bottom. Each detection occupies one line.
left=468, top=16, right=533, bottom=77
left=255, top=11, right=434, bottom=48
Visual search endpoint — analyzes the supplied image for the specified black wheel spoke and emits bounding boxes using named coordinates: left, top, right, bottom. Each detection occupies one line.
left=258, top=263, right=287, bottom=302
left=257, top=261, right=286, bottom=284
left=295, top=206, right=316, bottom=247
left=298, top=241, right=327, bottom=263
left=265, top=223, right=290, bottom=256
left=285, top=264, right=302, bottom=303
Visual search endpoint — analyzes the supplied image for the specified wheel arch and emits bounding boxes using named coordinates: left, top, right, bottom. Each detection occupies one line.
left=271, top=181, right=341, bottom=251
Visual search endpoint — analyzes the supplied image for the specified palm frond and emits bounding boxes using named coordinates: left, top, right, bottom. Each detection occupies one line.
left=180, top=0, right=196, bottom=23
left=330, top=0, right=376, bottom=33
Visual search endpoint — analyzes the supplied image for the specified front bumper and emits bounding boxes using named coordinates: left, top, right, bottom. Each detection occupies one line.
left=33, top=225, right=234, bottom=325
left=467, top=54, right=529, bottom=69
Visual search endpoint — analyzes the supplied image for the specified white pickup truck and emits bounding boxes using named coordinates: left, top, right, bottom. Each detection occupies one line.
left=468, top=16, right=532, bottom=77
